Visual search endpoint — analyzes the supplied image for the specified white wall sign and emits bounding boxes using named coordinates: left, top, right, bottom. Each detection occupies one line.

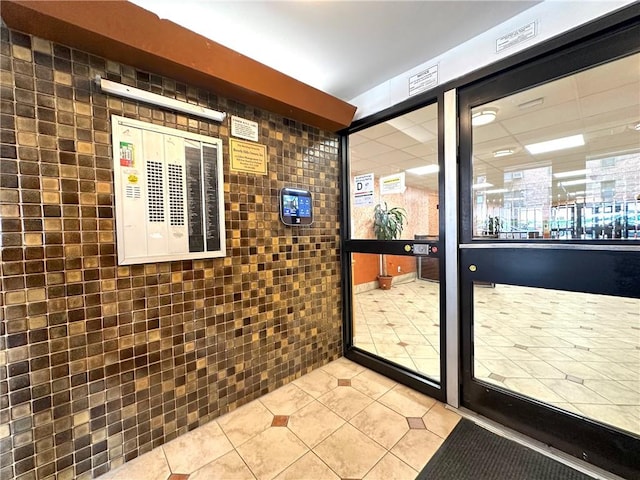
left=380, top=172, right=406, bottom=195
left=112, top=115, right=226, bottom=265
left=354, top=173, right=374, bottom=206
left=496, top=21, right=537, bottom=53
left=231, top=115, right=259, bottom=142
left=409, top=64, right=439, bottom=97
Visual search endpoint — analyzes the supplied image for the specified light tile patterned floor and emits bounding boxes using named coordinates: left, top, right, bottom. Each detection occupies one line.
left=354, top=280, right=640, bottom=436
left=353, top=279, right=441, bottom=381
left=98, top=358, right=460, bottom=480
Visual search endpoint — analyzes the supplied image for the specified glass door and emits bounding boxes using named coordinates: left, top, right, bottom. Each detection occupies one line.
left=343, top=101, right=445, bottom=399
left=459, top=25, right=640, bottom=478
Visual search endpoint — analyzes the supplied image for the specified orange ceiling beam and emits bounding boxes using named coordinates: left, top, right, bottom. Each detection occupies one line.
left=1, top=0, right=356, bottom=132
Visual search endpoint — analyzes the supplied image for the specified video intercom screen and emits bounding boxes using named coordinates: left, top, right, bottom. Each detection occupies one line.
left=280, top=187, right=313, bottom=225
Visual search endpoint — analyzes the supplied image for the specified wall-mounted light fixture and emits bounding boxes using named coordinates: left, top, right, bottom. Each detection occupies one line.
left=95, top=76, right=226, bottom=122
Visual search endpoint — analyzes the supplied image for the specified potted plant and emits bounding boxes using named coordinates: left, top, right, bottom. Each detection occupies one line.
left=373, top=202, right=407, bottom=289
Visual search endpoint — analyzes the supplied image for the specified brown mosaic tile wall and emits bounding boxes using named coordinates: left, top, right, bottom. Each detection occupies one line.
left=0, top=25, right=343, bottom=480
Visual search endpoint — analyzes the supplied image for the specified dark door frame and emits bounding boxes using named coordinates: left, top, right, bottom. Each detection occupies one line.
left=457, top=19, right=640, bottom=478
left=340, top=97, right=448, bottom=402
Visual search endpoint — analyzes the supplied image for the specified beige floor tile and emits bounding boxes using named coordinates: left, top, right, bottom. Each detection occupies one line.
left=287, top=400, right=345, bottom=448
left=422, top=402, right=460, bottom=439
left=293, top=368, right=339, bottom=398
left=350, top=401, right=409, bottom=449
left=378, top=384, right=436, bottom=417
left=190, top=450, right=256, bottom=480
left=321, top=358, right=365, bottom=379
left=528, top=347, right=574, bottom=362
left=557, top=348, right=609, bottom=363
left=314, top=423, right=387, bottom=479
left=546, top=360, right=611, bottom=380
left=513, top=360, right=566, bottom=379
left=274, top=452, right=339, bottom=480
left=218, top=399, right=274, bottom=448
left=576, top=404, right=640, bottom=434
left=480, top=359, right=532, bottom=379
left=317, top=385, right=373, bottom=420
left=260, top=383, right=314, bottom=416
left=502, top=378, right=567, bottom=404
left=99, top=447, right=170, bottom=480
left=387, top=356, right=418, bottom=371
left=375, top=342, right=411, bottom=357
left=619, top=380, right=640, bottom=394
left=391, top=429, right=443, bottom=471
left=162, top=420, right=233, bottom=474
left=236, top=427, right=308, bottom=480
left=540, top=379, right=611, bottom=404
left=412, top=357, right=441, bottom=380
left=350, top=368, right=397, bottom=399
left=582, top=379, right=640, bottom=405
left=363, top=452, right=418, bottom=480
left=583, top=362, right=639, bottom=381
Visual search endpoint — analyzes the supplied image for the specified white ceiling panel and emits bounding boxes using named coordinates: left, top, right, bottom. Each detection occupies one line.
left=376, top=131, right=421, bottom=149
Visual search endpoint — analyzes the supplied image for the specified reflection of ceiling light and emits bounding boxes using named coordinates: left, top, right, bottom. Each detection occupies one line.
left=485, top=188, right=509, bottom=194
left=471, top=109, right=497, bottom=126
left=559, top=178, right=593, bottom=186
left=634, top=122, right=640, bottom=131
left=568, top=191, right=586, bottom=196
left=553, top=168, right=591, bottom=179
left=518, top=97, right=544, bottom=109
left=525, top=134, right=585, bottom=154
left=493, top=149, right=514, bottom=157
left=472, top=182, right=494, bottom=190
left=405, top=165, right=439, bottom=175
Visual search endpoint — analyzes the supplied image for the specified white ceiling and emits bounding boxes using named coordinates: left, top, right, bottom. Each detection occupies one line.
left=129, top=0, right=540, bottom=102
left=350, top=53, right=640, bottom=198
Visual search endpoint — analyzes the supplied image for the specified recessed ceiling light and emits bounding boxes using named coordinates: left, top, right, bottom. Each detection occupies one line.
left=560, top=178, right=592, bottom=187
left=518, top=97, right=544, bottom=110
left=525, top=134, right=585, bottom=154
left=405, top=165, right=439, bottom=175
left=471, top=108, right=497, bottom=126
left=634, top=122, right=640, bottom=131
left=493, top=149, right=514, bottom=158
left=485, top=188, right=509, bottom=194
left=472, top=182, right=494, bottom=190
left=553, top=168, right=590, bottom=179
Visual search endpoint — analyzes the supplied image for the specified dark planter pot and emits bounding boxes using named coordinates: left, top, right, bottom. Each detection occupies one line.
left=378, top=275, right=393, bottom=290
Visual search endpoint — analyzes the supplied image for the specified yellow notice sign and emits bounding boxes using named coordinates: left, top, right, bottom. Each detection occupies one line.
left=230, top=138, right=267, bottom=175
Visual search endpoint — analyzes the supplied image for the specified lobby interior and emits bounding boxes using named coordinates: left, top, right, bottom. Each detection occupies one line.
left=1, top=1, right=638, bottom=480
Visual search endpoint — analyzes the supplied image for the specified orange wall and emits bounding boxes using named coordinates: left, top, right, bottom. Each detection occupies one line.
left=352, top=253, right=418, bottom=285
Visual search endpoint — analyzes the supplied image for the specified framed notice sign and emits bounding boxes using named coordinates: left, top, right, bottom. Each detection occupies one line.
left=230, top=138, right=267, bottom=175
left=111, top=115, right=226, bottom=265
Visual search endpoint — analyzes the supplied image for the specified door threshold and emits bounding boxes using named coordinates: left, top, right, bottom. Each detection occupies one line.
left=447, top=406, right=626, bottom=480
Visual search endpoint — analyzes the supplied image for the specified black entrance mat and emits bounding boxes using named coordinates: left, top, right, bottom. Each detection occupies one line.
left=416, top=419, right=593, bottom=480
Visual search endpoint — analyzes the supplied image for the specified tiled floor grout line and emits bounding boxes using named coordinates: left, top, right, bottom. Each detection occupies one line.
left=355, top=280, right=639, bottom=435
left=98, top=358, right=463, bottom=480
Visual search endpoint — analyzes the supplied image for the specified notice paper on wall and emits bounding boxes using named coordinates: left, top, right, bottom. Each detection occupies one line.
left=380, top=172, right=406, bottom=195
left=111, top=115, right=226, bottom=265
left=354, top=173, right=374, bottom=206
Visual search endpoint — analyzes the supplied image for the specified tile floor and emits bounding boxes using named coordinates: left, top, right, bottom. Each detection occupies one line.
left=98, top=357, right=461, bottom=480
left=353, top=279, right=640, bottom=436
left=352, top=279, right=441, bottom=381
